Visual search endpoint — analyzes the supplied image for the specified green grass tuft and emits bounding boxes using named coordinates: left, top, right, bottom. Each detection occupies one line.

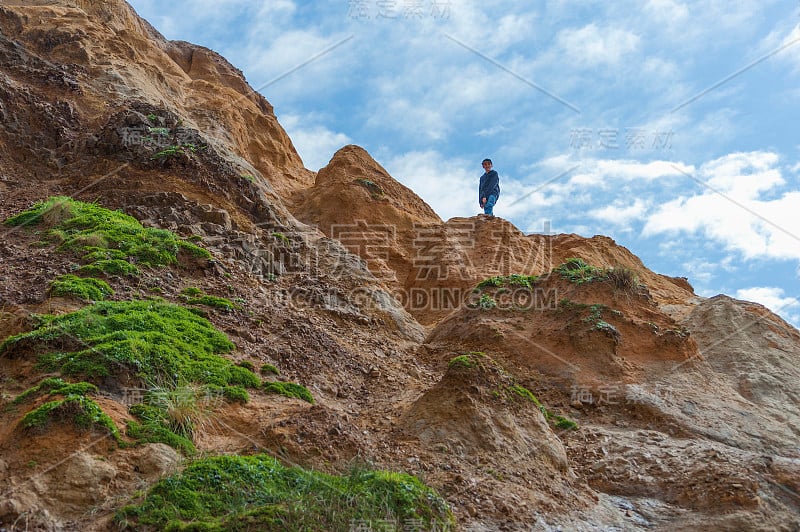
left=181, top=287, right=203, bottom=297
left=260, top=364, right=279, bottom=376
left=0, top=300, right=259, bottom=389
left=127, top=402, right=196, bottom=455
left=263, top=382, right=314, bottom=404
left=4, top=197, right=210, bottom=274
left=477, top=274, right=539, bottom=290
left=49, top=274, right=113, bottom=300
left=21, top=394, right=122, bottom=443
left=13, top=378, right=98, bottom=405
left=271, top=232, right=290, bottom=244
left=448, top=352, right=487, bottom=370
left=186, top=295, right=238, bottom=312
left=115, top=454, right=454, bottom=531
left=507, top=384, right=578, bottom=430
left=556, top=258, right=606, bottom=284
left=79, top=259, right=140, bottom=277
left=222, top=385, right=249, bottom=404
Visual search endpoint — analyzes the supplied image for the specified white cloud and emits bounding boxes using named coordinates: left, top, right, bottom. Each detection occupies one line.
left=280, top=114, right=350, bottom=171
left=566, top=158, right=694, bottom=188
left=736, top=286, right=800, bottom=327
left=644, top=0, right=689, bottom=23
left=596, top=159, right=693, bottom=181
left=384, top=150, right=476, bottom=221
left=242, top=30, right=354, bottom=100
left=589, top=199, right=649, bottom=226
left=700, top=151, right=782, bottom=198
left=555, top=24, right=640, bottom=67
left=476, top=125, right=508, bottom=137
left=681, top=259, right=717, bottom=285
left=643, top=151, right=800, bottom=261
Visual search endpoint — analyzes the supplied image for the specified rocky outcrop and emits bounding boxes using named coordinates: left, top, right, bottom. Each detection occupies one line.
left=0, top=1, right=798, bottom=530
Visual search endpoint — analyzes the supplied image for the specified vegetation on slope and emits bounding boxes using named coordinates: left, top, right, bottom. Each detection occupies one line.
left=0, top=300, right=255, bottom=387
left=117, top=454, right=454, bottom=531
left=4, top=196, right=209, bottom=276
left=448, top=352, right=578, bottom=430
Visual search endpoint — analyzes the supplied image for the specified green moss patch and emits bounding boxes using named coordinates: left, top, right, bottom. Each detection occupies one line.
left=21, top=394, right=122, bottom=443
left=477, top=274, right=539, bottom=289
left=186, top=295, right=238, bottom=312
left=507, top=384, right=578, bottom=431
left=13, top=377, right=98, bottom=405
left=180, top=287, right=239, bottom=312
left=262, top=382, right=314, bottom=404
left=4, top=197, right=209, bottom=275
left=260, top=364, right=279, bottom=376
left=447, top=352, right=487, bottom=370
left=447, top=353, right=577, bottom=431
left=116, top=454, right=454, bottom=531
left=221, top=385, right=249, bottom=404
left=79, top=259, right=141, bottom=277
left=0, top=300, right=258, bottom=389
left=49, top=274, right=113, bottom=300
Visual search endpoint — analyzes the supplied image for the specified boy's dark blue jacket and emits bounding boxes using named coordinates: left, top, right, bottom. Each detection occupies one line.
left=479, top=170, right=500, bottom=204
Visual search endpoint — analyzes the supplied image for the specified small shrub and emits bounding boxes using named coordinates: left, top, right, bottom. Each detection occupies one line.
left=553, top=416, right=579, bottom=430
left=477, top=293, right=497, bottom=310
left=263, top=381, right=314, bottom=404
left=180, top=286, right=203, bottom=297
left=556, top=258, right=606, bottom=284
left=448, top=355, right=475, bottom=370
left=49, top=274, right=112, bottom=300
left=477, top=274, right=539, bottom=290
left=606, top=266, right=638, bottom=292
left=151, top=143, right=204, bottom=160
left=356, top=178, right=384, bottom=196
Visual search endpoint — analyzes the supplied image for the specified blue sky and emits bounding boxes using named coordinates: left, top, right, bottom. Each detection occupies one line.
left=127, top=0, right=800, bottom=327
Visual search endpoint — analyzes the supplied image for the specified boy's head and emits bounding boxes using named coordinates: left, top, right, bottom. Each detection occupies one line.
left=482, top=158, right=492, bottom=170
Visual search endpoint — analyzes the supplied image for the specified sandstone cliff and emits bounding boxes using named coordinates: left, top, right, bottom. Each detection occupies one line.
left=0, top=1, right=798, bottom=530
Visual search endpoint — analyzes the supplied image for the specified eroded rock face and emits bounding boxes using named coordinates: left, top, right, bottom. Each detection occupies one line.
left=0, top=1, right=799, bottom=531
